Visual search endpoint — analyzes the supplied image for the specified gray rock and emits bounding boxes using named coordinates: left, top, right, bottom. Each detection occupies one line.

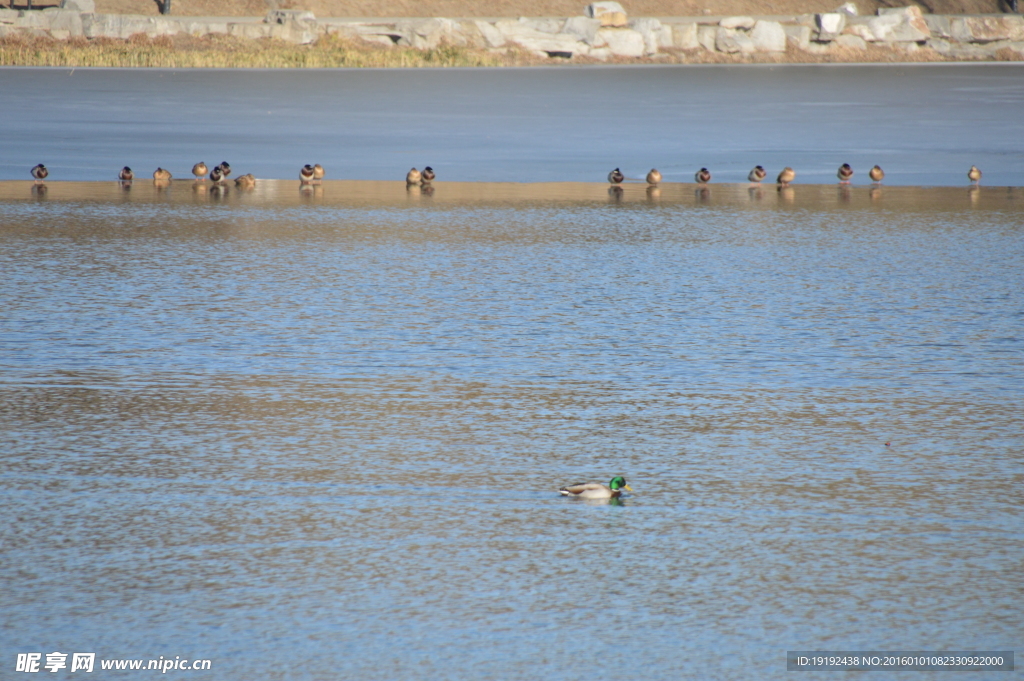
left=923, top=14, right=951, bottom=39
left=585, top=1, right=624, bottom=19
left=561, top=15, right=601, bottom=44
left=15, top=11, right=50, bottom=28
left=59, top=0, right=94, bottom=13
left=816, top=13, right=846, bottom=40
left=867, top=6, right=930, bottom=41
left=0, top=8, right=19, bottom=21
left=517, top=17, right=562, bottom=34
left=749, top=20, right=785, bottom=51
left=697, top=24, right=717, bottom=51
left=474, top=19, right=505, bottom=47
left=715, top=26, right=755, bottom=53
left=950, top=16, right=1024, bottom=43
left=44, top=8, right=83, bottom=35
left=228, top=22, right=271, bottom=39
left=597, top=27, right=645, bottom=56
left=408, top=17, right=463, bottom=48
left=835, top=34, right=867, bottom=49
left=719, top=15, right=755, bottom=30
left=784, top=24, right=811, bottom=49
left=265, top=9, right=315, bottom=25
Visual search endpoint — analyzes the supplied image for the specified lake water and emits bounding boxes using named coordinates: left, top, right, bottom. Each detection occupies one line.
left=1, top=66, right=1023, bottom=681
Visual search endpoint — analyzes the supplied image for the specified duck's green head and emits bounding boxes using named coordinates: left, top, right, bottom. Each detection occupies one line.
left=609, top=476, right=633, bottom=492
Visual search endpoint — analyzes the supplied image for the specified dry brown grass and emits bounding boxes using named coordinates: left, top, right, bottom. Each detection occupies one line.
left=0, top=32, right=1009, bottom=68
left=0, top=32, right=547, bottom=68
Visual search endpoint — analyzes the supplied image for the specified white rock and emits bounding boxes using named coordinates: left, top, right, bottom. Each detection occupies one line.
left=16, top=10, right=51, bottom=28
left=697, top=24, right=717, bottom=51
left=669, top=22, right=699, bottom=49
left=631, top=17, right=664, bottom=54
left=597, top=27, right=645, bottom=56
left=749, top=20, right=786, bottom=51
left=562, top=15, right=601, bottom=44
left=589, top=46, right=612, bottom=60
left=228, top=22, right=271, bottom=39
left=816, top=12, right=846, bottom=40
left=719, top=15, right=755, bottom=30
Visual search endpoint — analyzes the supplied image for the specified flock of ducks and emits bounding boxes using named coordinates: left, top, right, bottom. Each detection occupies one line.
left=28, top=162, right=986, bottom=187
left=609, top=164, right=985, bottom=187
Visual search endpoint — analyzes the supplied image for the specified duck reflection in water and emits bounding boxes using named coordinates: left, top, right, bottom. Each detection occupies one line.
left=31, top=184, right=47, bottom=199
left=646, top=185, right=661, bottom=202
left=870, top=186, right=882, bottom=203
left=748, top=186, right=764, bottom=202
left=838, top=184, right=852, bottom=204
left=777, top=186, right=795, bottom=203
left=608, top=185, right=624, bottom=202
left=695, top=187, right=710, bottom=202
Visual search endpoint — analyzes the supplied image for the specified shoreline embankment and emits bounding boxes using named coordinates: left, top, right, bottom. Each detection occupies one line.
left=2, top=0, right=1024, bottom=66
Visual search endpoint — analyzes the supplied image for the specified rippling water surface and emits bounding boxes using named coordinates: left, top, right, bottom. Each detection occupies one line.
left=1, top=179, right=1021, bottom=679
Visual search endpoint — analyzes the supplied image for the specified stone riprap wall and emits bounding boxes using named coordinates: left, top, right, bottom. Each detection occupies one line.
left=2, top=0, right=1023, bottom=61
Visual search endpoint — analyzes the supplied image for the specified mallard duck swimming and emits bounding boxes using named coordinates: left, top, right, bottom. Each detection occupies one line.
left=608, top=168, right=624, bottom=185
left=313, top=163, right=325, bottom=181
left=153, top=167, right=172, bottom=181
left=695, top=167, right=711, bottom=184
left=209, top=166, right=224, bottom=184
left=968, top=165, right=982, bottom=184
left=406, top=167, right=422, bottom=184
left=300, top=164, right=315, bottom=183
left=421, top=166, right=435, bottom=183
left=192, top=162, right=208, bottom=181
left=748, top=165, right=767, bottom=183
left=646, top=168, right=662, bottom=185
left=235, top=173, right=256, bottom=189
left=560, top=476, right=632, bottom=499
left=217, top=162, right=232, bottom=178
left=777, top=166, right=795, bottom=186
left=30, top=164, right=48, bottom=181
left=118, top=166, right=133, bottom=181
left=869, top=165, right=885, bottom=183
left=837, top=163, right=854, bottom=183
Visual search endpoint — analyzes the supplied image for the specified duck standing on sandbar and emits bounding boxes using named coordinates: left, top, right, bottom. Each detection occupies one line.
left=31, top=164, right=48, bottom=182
left=192, top=162, right=208, bottom=181
left=837, top=163, right=854, bottom=184
left=869, top=165, right=885, bottom=183
left=118, top=166, right=134, bottom=181
left=235, top=173, right=256, bottom=189
left=967, top=165, right=982, bottom=184
left=607, top=168, right=624, bottom=184
left=313, top=164, right=325, bottom=182
left=406, top=167, right=422, bottom=184
left=153, top=167, right=172, bottom=181
left=300, top=165, right=316, bottom=184
left=777, top=167, right=795, bottom=186
left=646, top=168, right=662, bottom=185
left=209, top=166, right=224, bottom=184
left=217, top=162, right=232, bottom=179
left=560, top=476, right=633, bottom=500
left=748, top=165, right=767, bottom=184
left=695, top=167, right=711, bottom=184
left=421, top=166, right=435, bottom=184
